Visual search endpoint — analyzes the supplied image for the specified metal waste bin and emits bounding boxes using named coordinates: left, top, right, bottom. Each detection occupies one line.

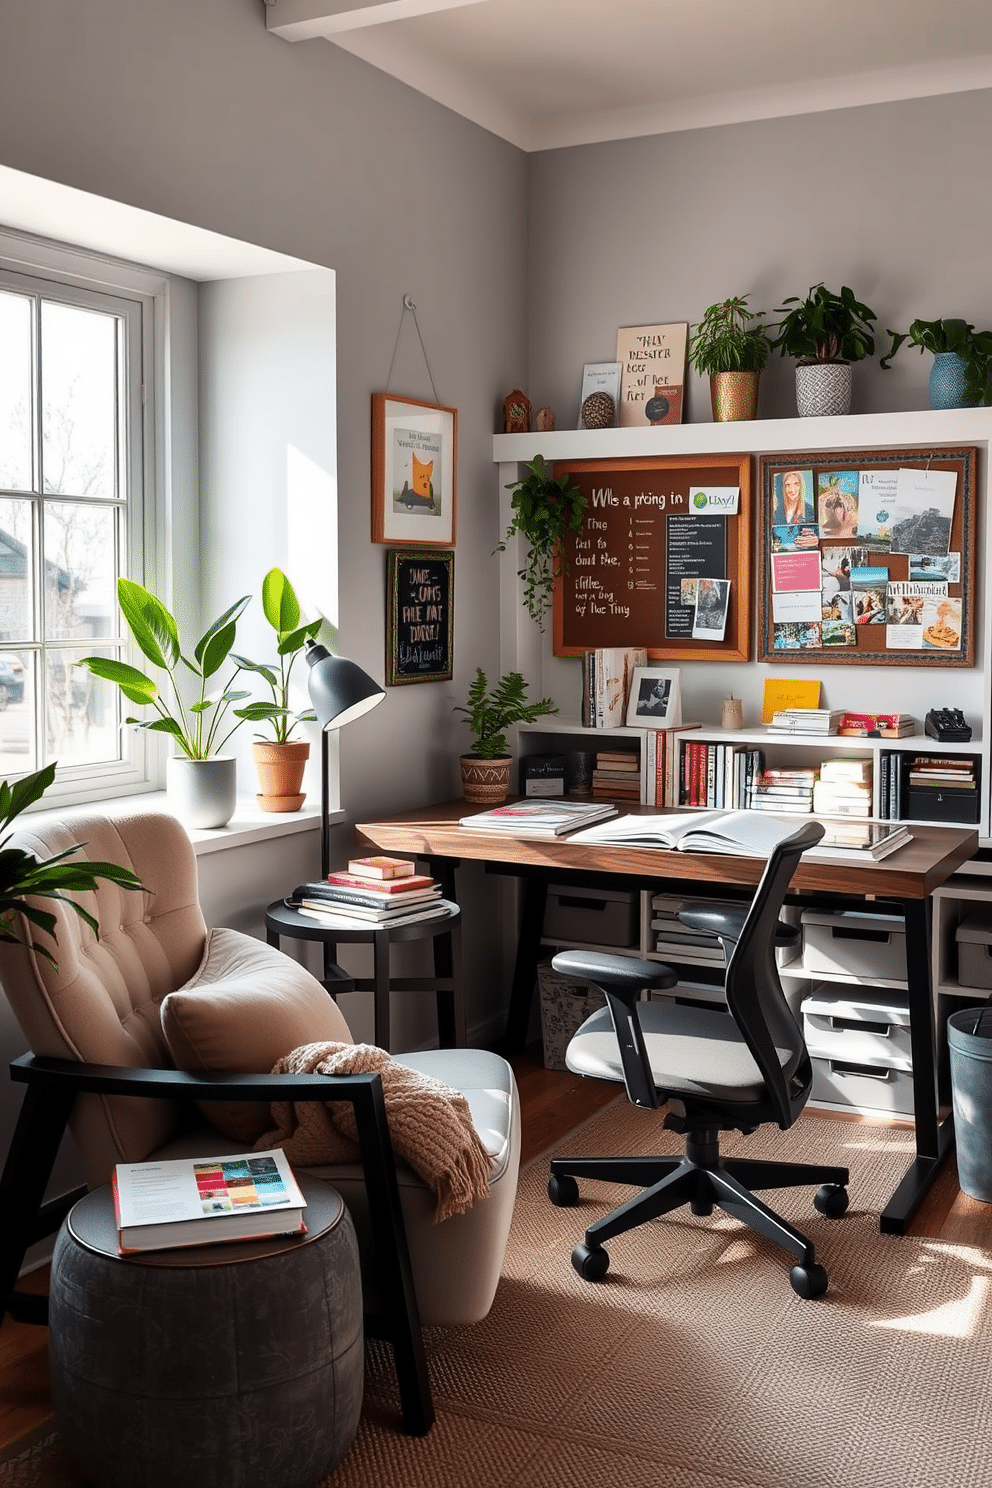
left=948, top=1005, right=992, bottom=1203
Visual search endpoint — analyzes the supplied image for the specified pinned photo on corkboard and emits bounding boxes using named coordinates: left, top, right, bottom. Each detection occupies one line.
left=372, top=393, right=457, bottom=546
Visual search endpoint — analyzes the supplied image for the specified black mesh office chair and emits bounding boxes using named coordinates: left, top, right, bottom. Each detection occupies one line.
left=548, top=819, right=849, bottom=1298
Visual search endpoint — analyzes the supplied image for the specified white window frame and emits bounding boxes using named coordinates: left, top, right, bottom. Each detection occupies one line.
left=0, top=227, right=168, bottom=805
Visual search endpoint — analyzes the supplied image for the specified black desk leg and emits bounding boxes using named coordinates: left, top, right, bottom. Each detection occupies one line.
left=373, top=928, right=392, bottom=1051
left=499, top=876, right=549, bottom=1056
left=880, top=896, right=955, bottom=1234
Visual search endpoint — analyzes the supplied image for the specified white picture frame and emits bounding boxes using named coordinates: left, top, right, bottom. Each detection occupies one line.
left=625, top=667, right=682, bottom=728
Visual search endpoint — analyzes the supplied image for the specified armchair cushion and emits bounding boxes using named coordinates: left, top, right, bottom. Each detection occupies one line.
left=161, top=928, right=354, bottom=1144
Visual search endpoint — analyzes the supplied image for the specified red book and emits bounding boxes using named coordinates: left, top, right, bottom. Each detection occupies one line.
left=345, top=855, right=416, bottom=880
left=327, top=870, right=436, bottom=895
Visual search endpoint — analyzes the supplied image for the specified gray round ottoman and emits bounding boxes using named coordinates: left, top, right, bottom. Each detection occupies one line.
left=49, top=1175, right=363, bottom=1488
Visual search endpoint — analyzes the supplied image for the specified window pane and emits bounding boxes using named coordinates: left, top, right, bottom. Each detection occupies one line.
left=44, top=501, right=118, bottom=642
left=0, top=291, right=33, bottom=492
left=41, top=301, right=117, bottom=499
left=0, top=650, right=35, bottom=777
left=46, top=646, right=122, bottom=768
left=0, top=498, right=34, bottom=642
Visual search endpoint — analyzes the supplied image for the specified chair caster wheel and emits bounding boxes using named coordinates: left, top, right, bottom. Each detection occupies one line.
left=814, top=1183, right=849, bottom=1218
left=790, top=1262, right=828, bottom=1299
left=572, top=1243, right=609, bottom=1281
left=548, top=1174, right=579, bottom=1207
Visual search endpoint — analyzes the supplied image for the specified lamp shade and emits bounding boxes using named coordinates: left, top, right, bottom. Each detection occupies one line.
left=305, top=640, right=385, bottom=729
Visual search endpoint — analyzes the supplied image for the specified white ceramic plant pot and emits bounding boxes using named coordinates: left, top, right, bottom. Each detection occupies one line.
left=795, top=361, right=852, bottom=418
left=166, top=756, right=238, bottom=829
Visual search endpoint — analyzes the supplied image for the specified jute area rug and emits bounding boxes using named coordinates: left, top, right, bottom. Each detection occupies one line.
left=4, top=1100, right=992, bottom=1488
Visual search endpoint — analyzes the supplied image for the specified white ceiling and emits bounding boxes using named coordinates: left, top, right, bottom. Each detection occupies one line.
left=266, top=0, right=992, bottom=151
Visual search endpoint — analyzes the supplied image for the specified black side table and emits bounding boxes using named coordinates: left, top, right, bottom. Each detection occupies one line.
left=265, top=897, right=466, bottom=1051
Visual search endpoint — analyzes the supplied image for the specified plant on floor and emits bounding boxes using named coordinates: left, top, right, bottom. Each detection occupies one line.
left=76, top=579, right=252, bottom=759
left=879, top=318, right=992, bottom=404
left=688, top=294, right=772, bottom=374
left=455, top=668, right=558, bottom=759
left=497, top=455, right=587, bottom=631
left=0, top=762, right=144, bottom=966
left=770, top=283, right=877, bottom=364
left=231, top=569, right=322, bottom=742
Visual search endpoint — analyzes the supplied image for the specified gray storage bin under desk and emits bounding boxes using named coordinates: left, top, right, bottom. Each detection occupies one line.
left=801, top=909, right=907, bottom=982
left=803, top=986, right=914, bottom=1117
left=956, top=909, right=992, bottom=992
left=544, top=883, right=637, bottom=948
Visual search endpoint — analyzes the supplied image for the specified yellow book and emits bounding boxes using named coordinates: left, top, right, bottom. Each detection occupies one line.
left=761, top=678, right=821, bottom=725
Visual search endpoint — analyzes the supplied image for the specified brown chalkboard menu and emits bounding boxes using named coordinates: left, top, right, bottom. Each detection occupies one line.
left=551, top=454, right=752, bottom=662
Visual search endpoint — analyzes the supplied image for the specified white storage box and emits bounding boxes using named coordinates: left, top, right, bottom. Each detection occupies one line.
left=538, top=963, right=606, bottom=1071
left=956, top=910, right=992, bottom=992
left=802, top=988, right=912, bottom=1069
left=544, top=884, right=637, bottom=948
left=810, top=1056, right=915, bottom=1117
left=801, top=909, right=907, bottom=982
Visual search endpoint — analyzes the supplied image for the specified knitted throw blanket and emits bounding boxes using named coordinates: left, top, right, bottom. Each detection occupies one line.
left=255, top=1041, right=493, bottom=1222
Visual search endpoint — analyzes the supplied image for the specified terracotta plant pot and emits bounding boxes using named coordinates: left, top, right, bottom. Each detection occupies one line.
left=460, top=755, right=512, bottom=805
left=253, top=740, right=310, bottom=813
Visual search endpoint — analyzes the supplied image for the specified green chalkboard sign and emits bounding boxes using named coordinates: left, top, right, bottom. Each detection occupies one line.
left=385, top=549, right=454, bottom=685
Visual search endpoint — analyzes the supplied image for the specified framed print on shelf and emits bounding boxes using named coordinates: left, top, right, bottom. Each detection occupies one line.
left=372, top=393, right=457, bottom=546
left=625, top=667, right=682, bottom=728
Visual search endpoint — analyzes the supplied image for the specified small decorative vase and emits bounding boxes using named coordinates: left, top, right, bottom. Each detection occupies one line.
left=709, top=371, right=759, bottom=422
left=252, top=740, right=310, bottom=813
left=460, top=755, right=512, bottom=805
left=928, top=352, right=978, bottom=410
left=166, top=756, right=237, bottom=829
left=795, top=361, right=852, bottom=418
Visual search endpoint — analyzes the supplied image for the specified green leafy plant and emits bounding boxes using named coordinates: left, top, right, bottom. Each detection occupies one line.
left=231, top=569, right=322, bottom=743
left=879, top=318, right=992, bottom=404
left=454, top=669, right=558, bottom=759
left=0, top=762, right=144, bottom=966
left=688, top=294, right=771, bottom=375
left=497, top=455, right=587, bottom=631
left=771, top=283, right=877, bottom=364
left=77, top=579, right=251, bottom=760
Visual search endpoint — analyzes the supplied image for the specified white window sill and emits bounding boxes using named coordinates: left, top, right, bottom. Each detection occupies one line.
left=24, top=793, right=341, bottom=857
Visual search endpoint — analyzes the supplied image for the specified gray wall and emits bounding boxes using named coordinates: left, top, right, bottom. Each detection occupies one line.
left=526, top=89, right=992, bottom=425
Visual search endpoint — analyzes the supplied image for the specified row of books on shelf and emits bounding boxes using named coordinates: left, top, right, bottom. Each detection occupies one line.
left=677, top=746, right=877, bottom=818
left=877, top=753, right=979, bottom=819
left=288, top=855, right=450, bottom=927
left=580, top=647, right=648, bottom=728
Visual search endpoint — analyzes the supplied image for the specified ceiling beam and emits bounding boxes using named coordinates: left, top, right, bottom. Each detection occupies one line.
left=265, top=0, right=492, bottom=42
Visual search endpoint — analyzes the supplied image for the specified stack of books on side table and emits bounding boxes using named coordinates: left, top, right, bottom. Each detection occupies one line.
left=748, top=766, right=818, bottom=813
left=811, top=758, right=873, bottom=818
left=290, top=855, right=449, bottom=928
left=113, top=1149, right=307, bottom=1254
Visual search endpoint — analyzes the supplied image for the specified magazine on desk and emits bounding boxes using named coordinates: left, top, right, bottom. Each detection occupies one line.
left=112, top=1149, right=306, bottom=1254
left=459, top=800, right=619, bottom=836
left=569, top=809, right=810, bottom=857
left=802, top=820, right=913, bottom=861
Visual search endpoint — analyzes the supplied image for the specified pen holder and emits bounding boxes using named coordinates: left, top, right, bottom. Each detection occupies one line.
left=721, top=697, right=744, bottom=730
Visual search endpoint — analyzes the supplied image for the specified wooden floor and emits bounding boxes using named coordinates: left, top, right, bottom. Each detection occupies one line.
left=2, top=1046, right=991, bottom=1453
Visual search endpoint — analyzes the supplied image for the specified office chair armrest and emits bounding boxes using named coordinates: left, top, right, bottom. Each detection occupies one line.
left=551, top=952, right=671, bottom=1111
left=677, top=904, right=801, bottom=951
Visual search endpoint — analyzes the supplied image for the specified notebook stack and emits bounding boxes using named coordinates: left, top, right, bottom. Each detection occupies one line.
left=838, top=711, right=915, bottom=738
left=291, top=856, right=449, bottom=928
left=811, top=758, right=873, bottom=818
left=591, top=749, right=641, bottom=800
left=748, top=766, right=817, bottom=813
left=767, top=709, right=846, bottom=736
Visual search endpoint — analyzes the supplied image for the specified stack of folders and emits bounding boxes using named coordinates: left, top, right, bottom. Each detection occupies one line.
left=650, top=894, right=725, bottom=965
left=767, top=709, right=846, bottom=735
left=811, top=758, right=873, bottom=818
left=291, top=856, right=448, bottom=928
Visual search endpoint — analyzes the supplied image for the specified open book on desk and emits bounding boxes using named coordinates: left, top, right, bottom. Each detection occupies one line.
left=569, top=809, right=811, bottom=858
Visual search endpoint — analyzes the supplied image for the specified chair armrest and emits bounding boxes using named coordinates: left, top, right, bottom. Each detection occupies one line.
left=677, top=904, right=801, bottom=950
left=9, top=1053, right=379, bottom=1102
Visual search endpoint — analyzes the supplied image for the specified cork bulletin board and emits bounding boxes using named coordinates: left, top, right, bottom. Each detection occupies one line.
left=551, top=454, right=752, bottom=662
left=756, top=446, right=977, bottom=666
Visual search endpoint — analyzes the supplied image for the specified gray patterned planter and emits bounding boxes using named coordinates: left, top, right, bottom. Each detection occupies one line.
left=795, top=361, right=852, bottom=418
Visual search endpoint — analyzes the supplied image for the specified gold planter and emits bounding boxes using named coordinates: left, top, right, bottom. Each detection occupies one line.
left=709, top=370, right=760, bottom=422
left=253, top=740, right=310, bottom=812
left=460, top=755, right=512, bottom=805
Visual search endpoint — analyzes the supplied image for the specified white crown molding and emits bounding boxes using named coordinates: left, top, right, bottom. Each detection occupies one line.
left=266, top=0, right=491, bottom=42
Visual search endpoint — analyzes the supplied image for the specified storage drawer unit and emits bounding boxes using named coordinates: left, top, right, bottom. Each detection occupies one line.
left=544, top=884, right=637, bottom=948
left=810, top=1057, right=915, bottom=1118
left=905, top=783, right=980, bottom=825
left=801, top=909, right=907, bottom=982
left=956, top=910, right=992, bottom=992
left=802, top=988, right=912, bottom=1069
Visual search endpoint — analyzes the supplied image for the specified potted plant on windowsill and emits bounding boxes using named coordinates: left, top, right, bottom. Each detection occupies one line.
left=879, top=318, right=992, bottom=409
left=454, top=668, right=558, bottom=804
left=688, top=294, right=771, bottom=422
left=497, top=455, right=587, bottom=632
left=77, top=579, right=251, bottom=829
left=770, top=283, right=878, bottom=417
left=231, top=568, right=323, bottom=812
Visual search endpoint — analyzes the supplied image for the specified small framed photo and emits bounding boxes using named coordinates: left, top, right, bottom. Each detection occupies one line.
left=626, top=667, right=682, bottom=728
left=371, top=393, right=458, bottom=546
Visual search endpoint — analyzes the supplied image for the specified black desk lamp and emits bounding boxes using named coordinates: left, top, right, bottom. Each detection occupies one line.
left=305, top=639, right=385, bottom=879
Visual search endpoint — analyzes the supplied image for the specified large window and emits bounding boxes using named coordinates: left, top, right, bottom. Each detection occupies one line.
left=0, top=240, right=156, bottom=797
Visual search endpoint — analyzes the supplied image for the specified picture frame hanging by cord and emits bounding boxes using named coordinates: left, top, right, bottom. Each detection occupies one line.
left=372, top=393, right=458, bottom=546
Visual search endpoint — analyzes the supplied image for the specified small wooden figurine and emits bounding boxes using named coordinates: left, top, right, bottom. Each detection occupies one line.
left=503, top=389, right=531, bottom=434
left=535, top=406, right=555, bottom=432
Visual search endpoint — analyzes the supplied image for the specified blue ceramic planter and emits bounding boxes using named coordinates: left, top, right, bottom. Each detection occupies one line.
left=929, top=351, right=979, bottom=410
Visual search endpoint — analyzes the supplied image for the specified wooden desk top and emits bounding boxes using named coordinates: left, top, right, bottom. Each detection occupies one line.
left=356, top=800, right=978, bottom=901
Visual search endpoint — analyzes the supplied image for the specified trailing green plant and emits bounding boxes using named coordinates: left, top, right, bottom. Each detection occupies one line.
left=688, top=295, right=771, bottom=375
left=771, top=283, right=877, bottom=364
left=879, top=318, right=992, bottom=404
left=0, top=762, right=144, bottom=966
left=497, top=454, right=587, bottom=631
left=231, top=569, right=322, bottom=743
left=454, top=668, right=558, bottom=759
left=77, top=579, right=252, bottom=760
